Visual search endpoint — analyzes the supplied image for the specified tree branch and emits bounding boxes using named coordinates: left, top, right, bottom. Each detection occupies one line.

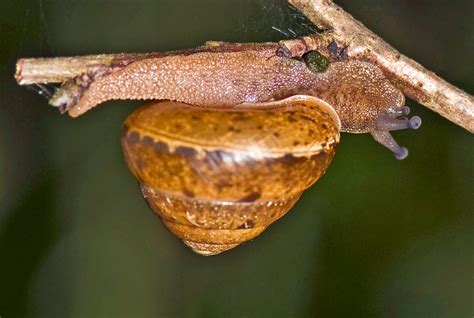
left=14, top=0, right=473, bottom=132
left=15, top=53, right=161, bottom=85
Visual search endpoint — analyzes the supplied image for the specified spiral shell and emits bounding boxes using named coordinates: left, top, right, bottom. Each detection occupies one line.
left=121, top=95, right=340, bottom=255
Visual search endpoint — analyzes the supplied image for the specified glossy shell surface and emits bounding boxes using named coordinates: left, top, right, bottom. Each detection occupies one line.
left=121, top=96, right=340, bottom=255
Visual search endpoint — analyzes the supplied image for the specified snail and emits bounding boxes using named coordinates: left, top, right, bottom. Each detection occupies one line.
left=46, top=42, right=421, bottom=254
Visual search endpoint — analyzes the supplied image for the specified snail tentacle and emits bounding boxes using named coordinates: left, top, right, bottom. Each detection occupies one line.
left=371, top=130, right=409, bottom=160
left=375, top=114, right=422, bottom=131
left=370, top=106, right=422, bottom=159
left=388, top=106, right=411, bottom=116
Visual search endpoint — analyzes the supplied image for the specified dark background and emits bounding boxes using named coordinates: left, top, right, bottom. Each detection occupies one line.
left=0, top=0, right=472, bottom=317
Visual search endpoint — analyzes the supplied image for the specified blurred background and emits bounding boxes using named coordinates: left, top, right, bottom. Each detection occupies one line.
left=0, top=0, right=472, bottom=317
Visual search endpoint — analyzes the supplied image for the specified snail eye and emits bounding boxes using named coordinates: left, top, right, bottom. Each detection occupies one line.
left=302, top=50, right=329, bottom=73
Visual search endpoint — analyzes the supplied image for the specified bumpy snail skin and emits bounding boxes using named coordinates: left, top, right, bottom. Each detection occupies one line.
left=68, top=51, right=316, bottom=117
left=121, top=96, right=339, bottom=255
left=69, top=48, right=420, bottom=158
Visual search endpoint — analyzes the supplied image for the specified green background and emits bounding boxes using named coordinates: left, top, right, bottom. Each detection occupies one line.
left=0, top=0, right=472, bottom=317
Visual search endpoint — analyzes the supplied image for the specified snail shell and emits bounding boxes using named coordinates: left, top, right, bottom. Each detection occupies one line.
left=121, top=95, right=340, bottom=255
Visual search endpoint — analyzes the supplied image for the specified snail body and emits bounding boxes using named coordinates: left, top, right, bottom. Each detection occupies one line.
left=67, top=49, right=403, bottom=133
left=62, top=44, right=420, bottom=158
left=122, top=96, right=340, bottom=255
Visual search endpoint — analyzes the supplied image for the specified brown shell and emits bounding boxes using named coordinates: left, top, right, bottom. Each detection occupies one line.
left=121, top=96, right=340, bottom=255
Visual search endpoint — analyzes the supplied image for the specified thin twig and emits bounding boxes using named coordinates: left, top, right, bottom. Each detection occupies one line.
left=15, top=53, right=157, bottom=85
left=14, top=0, right=473, bottom=132
left=288, top=0, right=474, bottom=132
